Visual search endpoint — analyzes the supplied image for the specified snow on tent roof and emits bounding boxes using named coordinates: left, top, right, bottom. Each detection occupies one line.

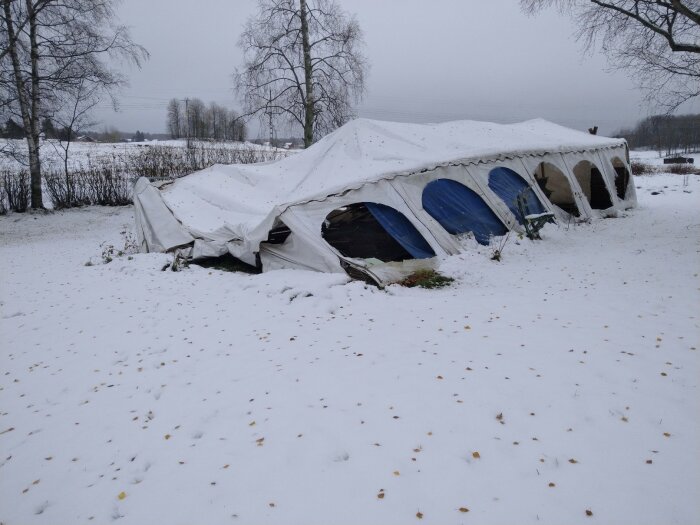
left=160, top=118, right=625, bottom=236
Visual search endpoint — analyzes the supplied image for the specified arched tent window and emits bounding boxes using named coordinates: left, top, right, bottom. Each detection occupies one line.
left=611, top=157, right=630, bottom=200
left=422, top=179, right=507, bottom=245
left=573, top=160, right=613, bottom=209
left=533, top=162, right=580, bottom=217
left=322, top=202, right=436, bottom=262
left=488, top=167, right=546, bottom=224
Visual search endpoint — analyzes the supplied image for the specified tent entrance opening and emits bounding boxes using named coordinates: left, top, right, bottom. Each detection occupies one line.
left=573, top=161, right=613, bottom=209
left=322, top=202, right=435, bottom=262
left=533, top=162, right=580, bottom=216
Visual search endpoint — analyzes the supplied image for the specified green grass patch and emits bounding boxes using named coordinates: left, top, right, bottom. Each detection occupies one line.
left=398, top=269, right=455, bottom=289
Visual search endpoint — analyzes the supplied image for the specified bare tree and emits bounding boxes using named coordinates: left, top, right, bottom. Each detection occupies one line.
left=166, top=98, right=183, bottom=139
left=187, top=98, right=206, bottom=139
left=234, top=0, right=367, bottom=148
left=522, top=0, right=700, bottom=112
left=1, top=0, right=147, bottom=208
left=49, top=77, right=100, bottom=204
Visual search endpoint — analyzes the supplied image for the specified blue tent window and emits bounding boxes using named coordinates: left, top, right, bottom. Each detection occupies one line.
left=422, top=179, right=508, bottom=245
left=488, top=167, right=546, bottom=224
left=322, top=202, right=435, bottom=262
left=364, top=203, right=435, bottom=259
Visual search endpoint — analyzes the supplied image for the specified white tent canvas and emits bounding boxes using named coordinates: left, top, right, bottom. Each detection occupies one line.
left=133, top=118, right=636, bottom=283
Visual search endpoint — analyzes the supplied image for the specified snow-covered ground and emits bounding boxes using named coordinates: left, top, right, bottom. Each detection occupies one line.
left=0, top=139, right=283, bottom=172
left=630, top=150, right=698, bottom=166
left=1, top=173, right=698, bottom=525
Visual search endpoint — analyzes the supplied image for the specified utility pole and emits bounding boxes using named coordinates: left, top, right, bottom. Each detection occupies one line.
left=183, top=97, right=191, bottom=149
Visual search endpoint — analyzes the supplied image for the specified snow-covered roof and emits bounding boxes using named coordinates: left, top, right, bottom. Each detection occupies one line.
left=160, top=118, right=626, bottom=236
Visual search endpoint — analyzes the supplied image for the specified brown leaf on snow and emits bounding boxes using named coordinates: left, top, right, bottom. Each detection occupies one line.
left=458, top=507, right=470, bottom=513
left=416, top=511, right=424, bottom=519
left=663, top=432, right=671, bottom=437
left=377, top=492, right=385, bottom=499
left=164, top=434, right=171, bottom=440
left=256, top=437, right=265, bottom=446
left=393, top=471, right=400, bottom=476
left=568, top=458, right=578, bottom=464
left=586, top=509, right=593, bottom=516
left=472, top=451, right=481, bottom=459
left=548, top=482, right=555, bottom=487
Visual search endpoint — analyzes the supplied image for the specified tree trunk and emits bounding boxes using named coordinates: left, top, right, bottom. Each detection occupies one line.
left=3, top=0, right=43, bottom=208
left=26, top=0, right=43, bottom=208
left=300, top=0, right=314, bottom=148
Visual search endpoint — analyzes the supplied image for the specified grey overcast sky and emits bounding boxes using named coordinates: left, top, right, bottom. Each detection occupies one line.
left=93, top=0, right=699, bottom=137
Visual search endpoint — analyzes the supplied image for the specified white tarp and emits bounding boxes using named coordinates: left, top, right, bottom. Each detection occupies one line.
left=133, top=117, right=635, bottom=282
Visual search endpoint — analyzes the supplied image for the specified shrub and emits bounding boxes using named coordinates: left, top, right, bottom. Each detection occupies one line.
left=398, top=269, right=454, bottom=289
left=663, top=163, right=699, bottom=175
left=1, top=169, right=30, bottom=212
left=630, top=161, right=655, bottom=176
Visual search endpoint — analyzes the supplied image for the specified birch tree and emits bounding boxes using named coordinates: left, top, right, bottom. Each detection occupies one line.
left=522, top=0, right=700, bottom=111
left=1, top=0, right=147, bottom=208
left=234, top=0, right=367, bottom=148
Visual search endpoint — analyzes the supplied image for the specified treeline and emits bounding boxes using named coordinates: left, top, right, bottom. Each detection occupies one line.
left=166, top=98, right=247, bottom=141
left=2, top=118, right=164, bottom=143
left=615, top=114, right=700, bottom=154
left=1, top=117, right=76, bottom=140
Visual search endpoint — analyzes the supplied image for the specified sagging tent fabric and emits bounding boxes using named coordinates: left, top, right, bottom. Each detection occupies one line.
left=134, top=118, right=636, bottom=284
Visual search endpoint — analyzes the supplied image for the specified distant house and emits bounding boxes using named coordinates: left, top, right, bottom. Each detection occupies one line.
left=77, top=135, right=98, bottom=143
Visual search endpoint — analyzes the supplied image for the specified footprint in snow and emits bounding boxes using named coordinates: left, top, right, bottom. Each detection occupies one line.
left=34, top=501, right=50, bottom=515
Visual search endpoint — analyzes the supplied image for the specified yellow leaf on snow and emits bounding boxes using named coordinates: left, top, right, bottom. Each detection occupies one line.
left=117, top=491, right=127, bottom=500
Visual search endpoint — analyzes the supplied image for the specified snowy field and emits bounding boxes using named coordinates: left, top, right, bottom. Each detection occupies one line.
left=630, top=150, right=698, bottom=166
left=1, top=173, right=699, bottom=525
left=0, top=139, right=283, bottom=172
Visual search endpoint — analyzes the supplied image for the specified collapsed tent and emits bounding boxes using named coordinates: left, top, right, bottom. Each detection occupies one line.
left=133, top=118, right=636, bottom=284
